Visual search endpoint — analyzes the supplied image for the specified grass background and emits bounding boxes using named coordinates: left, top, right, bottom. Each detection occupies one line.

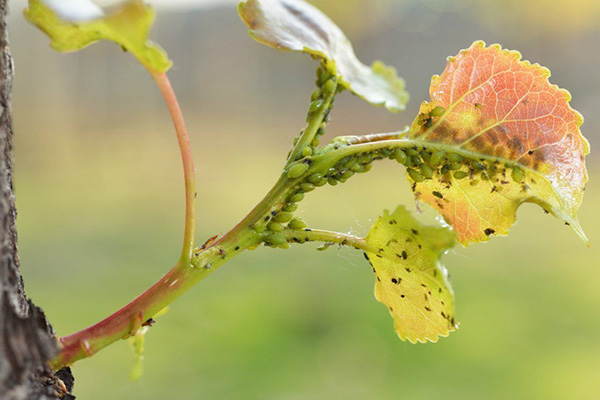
left=8, top=0, right=600, bottom=398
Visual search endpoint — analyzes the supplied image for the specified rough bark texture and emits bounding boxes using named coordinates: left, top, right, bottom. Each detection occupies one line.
left=0, top=1, right=74, bottom=398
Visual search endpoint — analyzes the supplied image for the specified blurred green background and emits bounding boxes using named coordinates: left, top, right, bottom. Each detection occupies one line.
left=8, top=0, right=600, bottom=398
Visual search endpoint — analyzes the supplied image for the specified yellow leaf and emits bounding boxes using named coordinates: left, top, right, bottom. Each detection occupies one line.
left=365, top=206, right=457, bottom=343
left=24, top=0, right=172, bottom=73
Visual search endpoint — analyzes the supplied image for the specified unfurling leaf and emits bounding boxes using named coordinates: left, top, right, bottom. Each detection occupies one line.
left=238, top=0, right=409, bottom=112
left=24, top=0, right=172, bottom=73
left=407, top=41, right=589, bottom=245
left=365, top=206, right=457, bottom=343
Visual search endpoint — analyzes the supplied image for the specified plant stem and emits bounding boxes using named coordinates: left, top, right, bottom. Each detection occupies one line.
left=150, top=71, right=197, bottom=267
left=283, top=228, right=375, bottom=252
left=287, top=78, right=337, bottom=164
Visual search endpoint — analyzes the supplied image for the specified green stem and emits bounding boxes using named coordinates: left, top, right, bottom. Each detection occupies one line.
left=287, top=77, right=338, bottom=164
left=150, top=71, right=196, bottom=267
left=283, top=228, right=375, bottom=252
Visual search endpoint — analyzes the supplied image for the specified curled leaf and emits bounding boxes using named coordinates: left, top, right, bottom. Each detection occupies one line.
left=24, top=0, right=172, bottom=73
left=238, top=0, right=409, bottom=112
left=365, top=206, right=457, bottom=343
left=408, top=41, right=589, bottom=245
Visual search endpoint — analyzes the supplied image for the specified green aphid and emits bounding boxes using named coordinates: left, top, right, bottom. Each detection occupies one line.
left=408, top=168, right=425, bottom=183
left=302, top=147, right=313, bottom=157
left=471, top=161, right=486, bottom=170
left=268, top=232, right=287, bottom=247
left=310, top=89, right=321, bottom=102
left=351, top=164, right=363, bottom=172
left=470, top=179, right=479, bottom=186
left=273, top=212, right=293, bottom=223
left=314, top=178, right=328, bottom=187
left=300, top=182, right=315, bottom=192
left=327, top=178, right=338, bottom=186
left=453, top=171, right=468, bottom=179
left=287, top=163, right=309, bottom=179
left=511, top=167, right=524, bottom=183
left=429, top=150, right=446, bottom=166
left=420, top=164, right=434, bottom=179
left=428, top=106, right=446, bottom=117
left=393, top=148, right=408, bottom=165
left=448, top=163, right=461, bottom=170
left=307, top=173, right=322, bottom=184
left=267, top=222, right=284, bottom=232
left=309, top=100, right=324, bottom=113
left=411, top=156, right=422, bottom=166
left=406, top=148, right=419, bottom=156
left=341, top=170, right=354, bottom=180
left=447, top=153, right=463, bottom=163
left=441, top=164, right=450, bottom=175
left=288, top=218, right=308, bottom=229
left=279, top=243, right=291, bottom=250
left=316, top=244, right=332, bottom=251
left=283, top=203, right=298, bottom=212
left=344, top=157, right=358, bottom=168
left=420, top=151, right=431, bottom=164
left=311, top=138, right=320, bottom=147
left=362, top=164, right=373, bottom=173
left=290, top=192, right=305, bottom=203
left=323, top=78, right=336, bottom=94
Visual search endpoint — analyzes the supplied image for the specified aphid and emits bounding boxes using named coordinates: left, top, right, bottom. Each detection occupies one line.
left=273, top=212, right=293, bottom=223
left=447, top=153, right=463, bottom=163
left=428, top=105, right=446, bottom=117
left=288, top=218, right=308, bottom=229
left=289, top=192, right=305, bottom=203
left=341, top=170, right=354, bottom=180
left=283, top=203, right=298, bottom=212
left=268, top=232, right=287, bottom=247
left=408, top=168, right=425, bottom=183
left=420, top=150, right=431, bottom=164
left=311, top=138, right=320, bottom=147
left=287, top=163, right=309, bottom=179
left=327, top=178, right=338, bottom=186
left=393, top=148, right=408, bottom=165
left=429, top=150, right=446, bottom=166
left=511, top=167, right=524, bottom=183
left=267, top=222, right=284, bottom=232
left=362, top=164, right=373, bottom=173
left=432, top=191, right=444, bottom=199
left=310, top=89, right=321, bottom=102
left=420, top=164, right=434, bottom=179
left=411, top=156, right=422, bottom=166
left=448, top=163, right=461, bottom=170
left=323, top=78, right=336, bottom=94
left=484, top=228, right=495, bottom=235
left=300, top=182, right=315, bottom=192
left=453, top=170, right=468, bottom=179
left=308, top=99, right=324, bottom=113
left=406, top=148, right=419, bottom=156
left=301, top=146, right=313, bottom=157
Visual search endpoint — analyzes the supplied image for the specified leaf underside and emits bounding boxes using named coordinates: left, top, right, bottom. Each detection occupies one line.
left=238, top=0, right=409, bottom=112
left=408, top=41, right=589, bottom=245
left=365, top=206, right=457, bottom=343
left=24, top=0, right=172, bottom=73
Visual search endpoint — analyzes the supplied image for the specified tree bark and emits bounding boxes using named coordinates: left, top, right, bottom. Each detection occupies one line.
left=0, top=1, right=74, bottom=398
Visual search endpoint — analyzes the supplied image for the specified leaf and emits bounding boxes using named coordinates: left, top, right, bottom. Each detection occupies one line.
left=24, top=0, right=172, bottom=73
left=407, top=41, right=589, bottom=245
left=238, top=0, right=409, bottom=112
left=365, top=206, right=457, bottom=343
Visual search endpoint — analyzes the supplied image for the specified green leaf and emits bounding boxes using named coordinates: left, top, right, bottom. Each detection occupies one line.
left=24, top=0, right=172, bottom=73
left=238, top=0, right=409, bottom=112
left=365, top=206, right=457, bottom=343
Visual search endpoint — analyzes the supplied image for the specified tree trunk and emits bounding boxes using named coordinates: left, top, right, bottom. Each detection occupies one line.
left=0, top=1, right=74, bottom=398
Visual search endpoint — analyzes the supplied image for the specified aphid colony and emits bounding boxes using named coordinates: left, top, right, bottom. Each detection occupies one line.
left=258, top=143, right=528, bottom=249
